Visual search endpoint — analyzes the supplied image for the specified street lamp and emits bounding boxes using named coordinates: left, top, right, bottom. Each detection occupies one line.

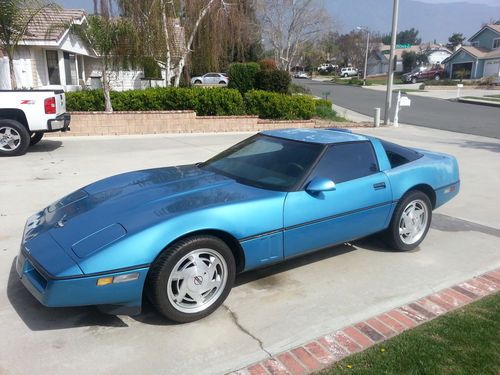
left=357, top=26, right=370, bottom=86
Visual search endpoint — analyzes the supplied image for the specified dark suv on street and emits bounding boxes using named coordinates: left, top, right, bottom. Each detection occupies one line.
left=402, top=66, right=445, bottom=83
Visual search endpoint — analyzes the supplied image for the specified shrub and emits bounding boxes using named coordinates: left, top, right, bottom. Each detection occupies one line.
left=289, top=83, right=311, bottom=95
left=314, top=98, right=332, bottom=108
left=244, top=90, right=315, bottom=120
left=347, top=77, right=364, bottom=85
left=66, top=90, right=105, bottom=111
left=192, top=87, right=245, bottom=116
left=258, top=59, right=277, bottom=71
left=66, top=87, right=244, bottom=115
left=423, top=79, right=459, bottom=86
left=255, top=69, right=291, bottom=94
left=227, top=62, right=260, bottom=93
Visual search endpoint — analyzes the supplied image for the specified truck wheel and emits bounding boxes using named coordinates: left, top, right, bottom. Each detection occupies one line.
left=411, top=77, right=417, bottom=84
left=343, top=73, right=348, bottom=77
left=0, top=119, right=30, bottom=156
left=30, top=132, right=44, bottom=146
left=434, top=74, right=440, bottom=81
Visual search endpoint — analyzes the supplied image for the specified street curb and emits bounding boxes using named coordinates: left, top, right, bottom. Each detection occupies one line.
left=227, top=268, right=500, bottom=375
left=456, top=98, right=500, bottom=107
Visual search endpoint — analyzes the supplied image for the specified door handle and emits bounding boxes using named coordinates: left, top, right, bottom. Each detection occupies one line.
left=373, top=182, right=386, bottom=190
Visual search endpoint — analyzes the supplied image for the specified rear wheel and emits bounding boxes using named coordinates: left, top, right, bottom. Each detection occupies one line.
left=30, top=132, right=44, bottom=146
left=219, top=80, right=226, bottom=85
left=385, top=190, right=432, bottom=251
left=0, top=119, right=30, bottom=156
left=343, top=73, right=348, bottom=77
left=147, top=235, right=235, bottom=323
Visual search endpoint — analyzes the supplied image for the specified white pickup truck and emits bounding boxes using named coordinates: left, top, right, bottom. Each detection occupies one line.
left=0, top=89, right=71, bottom=156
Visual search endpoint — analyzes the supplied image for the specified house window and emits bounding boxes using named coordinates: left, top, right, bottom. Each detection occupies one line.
left=471, top=41, right=479, bottom=47
left=493, top=38, right=500, bottom=49
left=63, top=52, right=77, bottom=85
left=46, top=50, right=60, bottom=85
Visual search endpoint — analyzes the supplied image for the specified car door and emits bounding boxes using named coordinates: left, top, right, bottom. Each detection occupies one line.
left=283, top=141, right=393, bottom=258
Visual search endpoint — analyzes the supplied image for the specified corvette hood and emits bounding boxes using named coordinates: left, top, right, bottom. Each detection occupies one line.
left=24, top=165, right=269, bottom=262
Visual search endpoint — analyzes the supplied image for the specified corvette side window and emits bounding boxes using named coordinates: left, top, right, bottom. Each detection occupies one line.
left=310, top=142, right=378, bottom=184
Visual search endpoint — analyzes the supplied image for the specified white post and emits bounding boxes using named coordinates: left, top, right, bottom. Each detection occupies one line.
left=374, top=107, right=380, bottom=127
left=393, top=90, right=401, bottom=128
left=384, top=0, right=400, bottom=125
left=456, top=83, right=463, bottom=99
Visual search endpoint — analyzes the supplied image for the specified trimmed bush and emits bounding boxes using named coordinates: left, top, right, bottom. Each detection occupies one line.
left=66, top=87, right=245, bottom=115
left=244, top=90, right=315, bottom=120
left=314, top=98, right=332, bottom=108
left=255, top=69, right=291, bottom=94
left=66, top=90, right=105, bottom=111
left=227, top=62, right=260, bottom=93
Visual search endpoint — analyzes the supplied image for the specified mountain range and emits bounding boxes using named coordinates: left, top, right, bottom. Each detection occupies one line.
left=323, top=0, right=500, bottom=43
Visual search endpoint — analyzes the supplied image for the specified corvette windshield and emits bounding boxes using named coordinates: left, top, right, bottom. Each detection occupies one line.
left=201, top=135, right=323, bottom=191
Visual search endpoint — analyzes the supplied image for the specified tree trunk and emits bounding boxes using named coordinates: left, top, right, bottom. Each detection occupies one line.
left=160, top=0, right=172, bottom=86
left=8, top=55, right=17, bottom=90
left=173, top=0, right=218, bottom=87
left=102, top=61, right=113, bottom=112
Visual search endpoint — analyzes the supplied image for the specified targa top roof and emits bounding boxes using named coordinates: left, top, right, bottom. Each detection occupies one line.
left=262, top=128, right=369, bottom=144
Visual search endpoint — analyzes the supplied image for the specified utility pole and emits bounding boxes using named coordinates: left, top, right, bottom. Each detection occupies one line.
left=384, top=0, right=400, bottom=125
left=357, top=26, right=370, bottom=86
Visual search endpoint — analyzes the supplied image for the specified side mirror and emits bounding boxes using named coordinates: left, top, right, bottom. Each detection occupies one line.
left=306, top=177, right=336, bottom=193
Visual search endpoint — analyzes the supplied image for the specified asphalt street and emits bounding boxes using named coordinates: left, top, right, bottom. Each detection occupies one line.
left=297, top=79, right=500, bottom=139
left=1, top=128, right=499, bottom=375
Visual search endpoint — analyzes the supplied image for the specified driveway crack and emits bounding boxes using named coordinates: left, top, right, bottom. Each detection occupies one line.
left=223, top=304, right=272, bottom=358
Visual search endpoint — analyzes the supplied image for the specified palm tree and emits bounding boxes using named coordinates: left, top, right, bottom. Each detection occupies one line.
left=71, top=15, right=137, bottom=112
left=0, top=0, right=57, bottom=89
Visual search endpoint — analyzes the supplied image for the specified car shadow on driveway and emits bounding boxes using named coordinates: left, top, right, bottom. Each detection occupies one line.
left=28, top=140, right=63, bottom=153
left=7, top=238, right=394, bottom=330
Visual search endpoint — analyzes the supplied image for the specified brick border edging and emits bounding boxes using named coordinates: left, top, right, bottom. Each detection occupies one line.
left=229, top=268, right=500, bottom=375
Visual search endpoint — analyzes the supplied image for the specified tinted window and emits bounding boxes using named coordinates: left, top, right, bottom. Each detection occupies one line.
left=380, top=140, right=423, bottom=168
left=310, top=142, right=378, bottom=184
left=201, top=135, right=323, bottom=191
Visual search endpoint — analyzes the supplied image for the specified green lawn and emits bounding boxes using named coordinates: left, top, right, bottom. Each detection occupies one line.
left=318, top=293, right=500, bottom=375
left=463, top=96, right=500, bottom=103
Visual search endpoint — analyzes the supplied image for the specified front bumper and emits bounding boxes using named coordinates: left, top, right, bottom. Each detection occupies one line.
left=46, top=113, right=71, bottom=132
left=16, top=248, right=148, bottom=314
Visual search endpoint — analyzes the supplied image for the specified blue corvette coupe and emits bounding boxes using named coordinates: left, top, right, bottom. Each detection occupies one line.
left=17, top=129, right=459, bottom=322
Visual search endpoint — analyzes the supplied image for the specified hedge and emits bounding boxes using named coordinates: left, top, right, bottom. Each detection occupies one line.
left=255, top=69, right=291, bottom=94
left=227, top=62, right=260, bottom=93
left=244, top=90, right=315, bottom=120
left=67, top=87, right=245, bottom=116
left=66, top=87, right=317, bottom=120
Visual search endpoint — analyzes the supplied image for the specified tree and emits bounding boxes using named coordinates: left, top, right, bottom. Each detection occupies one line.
left=0, top=0, right=57, bottom=89
left=117, top=0, right=235, bottom=87
left=71, top=15, right=137, bottom=112
left=446, top=32, right=465, bottom=50
left=382, top=28, right=421, bottom=45
left=257, top=0, right=331, bottom=71
left=337, top=31, right=366, bottom=68
left=402, top=50, right=428, bottom=72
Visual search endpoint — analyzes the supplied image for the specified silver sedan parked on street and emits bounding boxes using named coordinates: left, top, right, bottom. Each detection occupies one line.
left=191, top=73, right=228, bottom=85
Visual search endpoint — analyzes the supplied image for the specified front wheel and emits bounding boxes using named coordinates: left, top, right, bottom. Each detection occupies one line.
left=147, top=236, right=235, bottom=323
left=385, top=191, right=432, bottom=251
left=30, top=132, right=44, bottom=146
left=434, top=74, right=440, bottom=81
left=0, top=119, right=30, bottom=156
left=411, top=77, right=417, bottom=84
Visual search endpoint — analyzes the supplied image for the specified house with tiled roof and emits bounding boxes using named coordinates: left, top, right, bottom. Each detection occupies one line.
left=0, top=8, right=184, bottom=90
left=443, top=23, right=500, bottom=79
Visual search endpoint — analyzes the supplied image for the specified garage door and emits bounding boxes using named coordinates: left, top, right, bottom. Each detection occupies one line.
left=484, top=60, right=500, bottom=77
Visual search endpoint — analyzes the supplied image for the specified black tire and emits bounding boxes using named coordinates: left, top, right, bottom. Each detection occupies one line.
left=411, top=77, right=417, bottom=84
left=434, top=74, right=440, bottom=81
left=385, top=190, right=432, bottom=251
left=147, top=235, right=236, bottom=323
left=219, top=80, right=226, bottom=85
left=0, top=119, right=30, bottom=156
left=343, top=73, right=348, bottom=77
left=194, top=79, right=202, bottom=84
left=30, top=132, right=44, bottom=146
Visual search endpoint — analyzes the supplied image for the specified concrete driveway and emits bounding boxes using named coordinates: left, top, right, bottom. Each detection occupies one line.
left=1, top=128, right=499, bottom=375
